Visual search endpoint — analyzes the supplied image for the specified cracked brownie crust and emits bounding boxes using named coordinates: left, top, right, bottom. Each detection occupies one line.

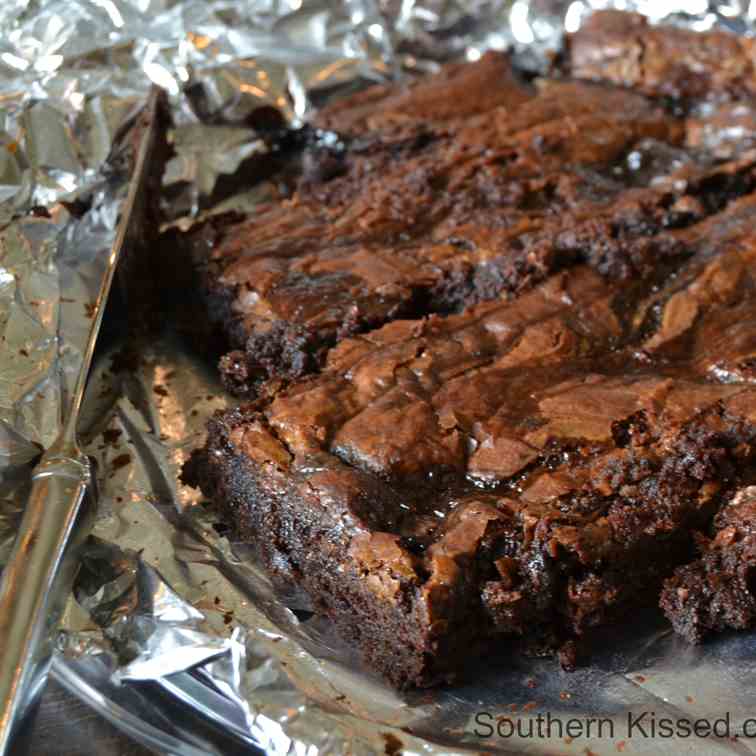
left=183, top=12, right=756, bottom=686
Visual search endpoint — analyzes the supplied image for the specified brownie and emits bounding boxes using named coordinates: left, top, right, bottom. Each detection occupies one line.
left=175, top=50, right=756, bottom=397
left=310, top=50, right=533, bottom=136
left=182, top=14, right=756, bottom=687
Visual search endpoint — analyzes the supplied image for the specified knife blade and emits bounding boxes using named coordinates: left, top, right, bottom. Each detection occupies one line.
left=0, top=86, right=166, bottom=754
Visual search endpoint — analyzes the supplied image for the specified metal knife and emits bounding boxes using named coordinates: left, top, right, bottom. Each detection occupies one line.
left=0, top=86, right=165, bottom=754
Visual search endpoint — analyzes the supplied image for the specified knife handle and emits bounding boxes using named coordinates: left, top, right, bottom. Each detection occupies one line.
left=0, top=448, right=96, bottom=754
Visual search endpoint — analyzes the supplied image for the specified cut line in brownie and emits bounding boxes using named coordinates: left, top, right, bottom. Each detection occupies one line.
left=173, top=45, right=756, bottom=397
left=184, top=187, right=756, bottom=687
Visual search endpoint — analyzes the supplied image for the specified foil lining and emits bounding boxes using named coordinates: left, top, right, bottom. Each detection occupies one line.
left=4, top=0, right=756, bottom=754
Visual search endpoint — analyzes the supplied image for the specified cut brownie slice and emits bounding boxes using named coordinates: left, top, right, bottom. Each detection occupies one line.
left=565, top=10, right=756, bottom=101
left=661, top=486, right=756, bottom=644
left=184, top=191, right=756, bottom=686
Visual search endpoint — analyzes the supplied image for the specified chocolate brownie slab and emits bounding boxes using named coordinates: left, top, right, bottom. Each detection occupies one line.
left=184, top=190, right=756, bottom=686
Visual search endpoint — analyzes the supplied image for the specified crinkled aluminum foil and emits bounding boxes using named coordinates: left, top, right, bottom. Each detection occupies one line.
left=4, top=0, right=756, bottom=754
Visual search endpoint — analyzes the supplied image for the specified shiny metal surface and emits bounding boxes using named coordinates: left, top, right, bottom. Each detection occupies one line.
left=12, top=677, right=153, bottom=756
left=0, top=88, right=164, bottom=755
left=51, top=656, right=263, bottom=755
left=0, top=449, right=94, bottom=748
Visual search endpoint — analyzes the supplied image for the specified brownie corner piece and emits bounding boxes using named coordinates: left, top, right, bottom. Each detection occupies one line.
left=182, top=402, right=465, bottom=689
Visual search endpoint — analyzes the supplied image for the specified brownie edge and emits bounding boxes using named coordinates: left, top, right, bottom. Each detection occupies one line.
left=566, top=10, right=756, bottom=101
left=182, top=406, right=477, bottom=688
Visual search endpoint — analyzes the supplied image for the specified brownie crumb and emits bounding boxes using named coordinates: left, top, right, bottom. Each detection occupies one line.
left=110, top=454, right=131, bottom=475
left=382, top=733, right=403, bottom=756
left=558, top=641, right=579, bottom=672
left=102, top=428, right=122, bottom=446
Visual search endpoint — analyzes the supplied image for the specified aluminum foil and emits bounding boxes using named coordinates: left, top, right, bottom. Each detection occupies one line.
left=5, top=0, right=756, bottom=754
